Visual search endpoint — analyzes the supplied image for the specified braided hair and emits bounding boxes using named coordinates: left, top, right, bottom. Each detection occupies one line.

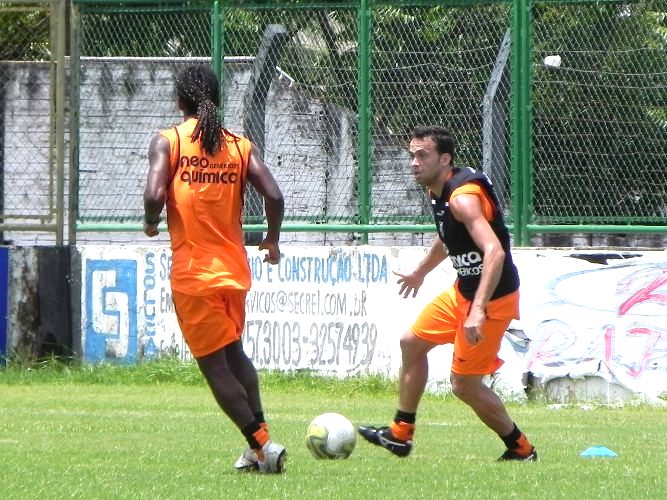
left=175, top=65, right=222, bottom=156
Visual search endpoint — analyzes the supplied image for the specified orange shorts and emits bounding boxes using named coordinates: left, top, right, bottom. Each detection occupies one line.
left=172, top=289, right=247, bottom=358
left=411, top=286, right=519, bottom=376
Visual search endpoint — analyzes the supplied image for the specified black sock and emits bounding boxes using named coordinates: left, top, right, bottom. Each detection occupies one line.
left=394, top=410, right=416, bottom=425
left=501, top=423, right=522, bottom=449
left=241, top=420, right=262, bottom=449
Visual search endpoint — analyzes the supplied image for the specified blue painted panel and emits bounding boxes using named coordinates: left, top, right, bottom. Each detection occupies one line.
left=84, top=259, right=138, bottom=364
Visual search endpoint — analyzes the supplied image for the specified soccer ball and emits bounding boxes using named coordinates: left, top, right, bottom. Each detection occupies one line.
left=306, top=412, right=357, bottom=459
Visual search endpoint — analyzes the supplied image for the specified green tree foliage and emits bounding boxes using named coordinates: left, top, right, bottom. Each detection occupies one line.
left=369, top=4, right=510, bottom=166
left=221, top=3, right=512, bottom=168
left=79, top=6, right=211, bottom=57
left=0, top=6, right=50, bottom=60
left=221, top=7, right=359, bottom=110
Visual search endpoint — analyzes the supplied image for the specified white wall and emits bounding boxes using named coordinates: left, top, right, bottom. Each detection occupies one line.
left=76, top=245, right=667, bottom=403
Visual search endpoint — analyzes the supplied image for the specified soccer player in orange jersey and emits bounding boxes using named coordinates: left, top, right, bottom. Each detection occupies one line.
left=358, top=125, right=537, bottom=462
left=143, top=65, right=286, bottom=473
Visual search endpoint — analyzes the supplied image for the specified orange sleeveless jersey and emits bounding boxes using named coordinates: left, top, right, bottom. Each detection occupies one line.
left=160, top=118, right=252, bottom=295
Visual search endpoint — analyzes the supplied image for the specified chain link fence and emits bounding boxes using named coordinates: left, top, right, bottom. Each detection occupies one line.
left=0, top=0, right=665, bottom=246
left=0, top=2, right=60, bottom=242
left=75, top=7, right=212, bottom=228
left=368, top=3, right=514, bottom=227
left=532, top=1, right=666, bottom=224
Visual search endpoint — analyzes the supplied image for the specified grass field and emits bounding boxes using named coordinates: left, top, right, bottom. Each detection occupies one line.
left=1, top=359, right=665, bottom=499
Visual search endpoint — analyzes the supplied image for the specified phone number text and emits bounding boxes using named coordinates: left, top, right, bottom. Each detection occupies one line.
left=243, top=320, right=378, bottom=370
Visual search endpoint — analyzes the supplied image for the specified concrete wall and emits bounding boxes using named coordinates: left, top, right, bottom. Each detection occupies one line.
left=1, top=59, right=423, bottom=247
left=7, top=244, right=666, bottom=405
left=8, top=245, right=667, bottom=402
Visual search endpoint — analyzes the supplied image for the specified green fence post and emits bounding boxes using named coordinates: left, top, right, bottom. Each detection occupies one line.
left=212, top=1, right=222, bottom=91
left=68, top=0, right=81, bottom=245
left=510, top=0, right=523, bottom=245
left=357, top=0, right=372, bottom=244
left=521, top=0, right=534, bottom=247
left=511, top=0, right=532, bottom=246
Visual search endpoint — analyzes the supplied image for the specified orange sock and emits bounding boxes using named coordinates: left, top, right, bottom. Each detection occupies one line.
left=252, top=428, right=270, bottom=461
left=516, top=433, right=533, bottom=455
left=390, top=421, right=415, bottom=442
left=253, top=427, right=269, bottom=448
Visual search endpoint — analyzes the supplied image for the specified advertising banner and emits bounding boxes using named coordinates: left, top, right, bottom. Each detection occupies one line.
left=78, top=245, right=667, bottom=401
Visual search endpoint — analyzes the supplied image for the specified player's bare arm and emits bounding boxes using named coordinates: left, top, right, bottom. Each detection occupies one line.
left=247, top=144, right=285, bottom=264
left=450, top=192, right=505, bottom=344
left=143, top=134, right=171, bottom=237
left=395, top=235, right=448, bottom=298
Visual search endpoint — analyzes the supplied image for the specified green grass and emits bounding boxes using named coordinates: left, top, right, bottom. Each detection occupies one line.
left=1, top=359, right=665, bottom=499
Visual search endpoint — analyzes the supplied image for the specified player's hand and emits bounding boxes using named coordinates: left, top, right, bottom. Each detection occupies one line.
left=394, top=270, right=425, bottom=298
left=143, top=218, right=160, bottom=237
left=464, top=306, right=486, bottom=345
left=258, top=239, right=280, bottom=265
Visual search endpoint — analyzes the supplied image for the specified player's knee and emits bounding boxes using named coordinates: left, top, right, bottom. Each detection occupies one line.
left=450, top=376, right=465, bottom=400
left=399, top=330, right=430, bottom=355
left=450, top=374, right=479, bottom=402
left=399, top=330, right=413, bottom=349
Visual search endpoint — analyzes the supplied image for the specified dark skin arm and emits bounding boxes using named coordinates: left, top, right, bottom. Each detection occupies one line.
left=246, top=144, right=285, bottom=264
left=143, top=138, right=285, bottom=264
left=143, top=134, right=171, bottom=237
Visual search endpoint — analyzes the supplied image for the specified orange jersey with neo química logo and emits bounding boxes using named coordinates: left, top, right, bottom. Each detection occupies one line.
left=160, top=118, right=252, bottom=295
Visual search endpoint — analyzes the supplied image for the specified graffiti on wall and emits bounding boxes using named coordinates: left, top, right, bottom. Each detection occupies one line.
left=516, top=255, right=667, bottom=400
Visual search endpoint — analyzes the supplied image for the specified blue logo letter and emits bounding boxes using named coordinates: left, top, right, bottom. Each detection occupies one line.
left=85, top=259, right=138, bottom=364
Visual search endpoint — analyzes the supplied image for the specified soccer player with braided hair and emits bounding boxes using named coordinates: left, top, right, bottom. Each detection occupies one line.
left=143, top=64, right=286, bottom=473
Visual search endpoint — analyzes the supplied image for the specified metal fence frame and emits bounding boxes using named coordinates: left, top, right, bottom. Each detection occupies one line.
left=0, top=0, right=67, bottom=244
left=0, top=0, right=664, bottom=246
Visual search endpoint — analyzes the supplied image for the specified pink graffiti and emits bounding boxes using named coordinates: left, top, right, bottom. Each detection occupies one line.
left=525, top=320, right=583, bottom=371
left=604, top=323, right=667, bottom=378
left=606, top=266, right=667, bottom=378
left=617, top=267, right=667, bottom=316
left=526, top=331, right=558, bottom=372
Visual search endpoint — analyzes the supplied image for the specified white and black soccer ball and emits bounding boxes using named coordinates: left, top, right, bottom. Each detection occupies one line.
left=306, top=412, right=357, bottom=459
